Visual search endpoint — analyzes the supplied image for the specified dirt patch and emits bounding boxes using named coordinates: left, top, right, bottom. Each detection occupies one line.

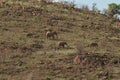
left=0, top=46, right=14, bottom=54
left=73, top=53, right=120, bottom=68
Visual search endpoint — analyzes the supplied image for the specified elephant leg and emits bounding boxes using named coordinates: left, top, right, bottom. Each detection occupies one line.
left=62, top=44, right=65, bottom=48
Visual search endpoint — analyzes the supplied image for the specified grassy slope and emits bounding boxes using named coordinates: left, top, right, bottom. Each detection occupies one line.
left=0, top=1, right=120, bottom=80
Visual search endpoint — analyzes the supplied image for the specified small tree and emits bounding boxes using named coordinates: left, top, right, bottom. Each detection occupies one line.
left=92, top=3, right=97, bottom=11
left=118, top=4, right=120, bottom=14
left=106, top=3, right=120, bottom=16
left=108, top=3, right=118, bottom=16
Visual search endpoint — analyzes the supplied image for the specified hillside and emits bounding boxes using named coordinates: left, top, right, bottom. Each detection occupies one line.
left=0, top=0, right=120, bottom=80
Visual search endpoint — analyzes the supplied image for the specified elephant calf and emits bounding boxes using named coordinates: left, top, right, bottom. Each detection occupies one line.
left=90, top=42, right=98, bottom=47
left=58, top=41, right=68, bottom=48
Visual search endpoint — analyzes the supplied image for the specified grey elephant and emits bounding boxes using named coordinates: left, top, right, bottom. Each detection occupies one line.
left=46, top=31, right=58, bottom=39
left=58, top=41, right=68, bottom=48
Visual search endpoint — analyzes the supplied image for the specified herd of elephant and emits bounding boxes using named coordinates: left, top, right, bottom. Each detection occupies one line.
left=45, top=29, right=68, bottom=49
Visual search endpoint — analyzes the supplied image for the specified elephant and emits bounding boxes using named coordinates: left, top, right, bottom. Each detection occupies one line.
left=90, top=42, right=98, bottom=47
left=46, top=31, right=58, bottom=39
left=58, top=41, right=68, bottom=48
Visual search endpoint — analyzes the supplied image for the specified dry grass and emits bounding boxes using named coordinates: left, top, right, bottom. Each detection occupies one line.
left=0, top=0, right=120, bottom=80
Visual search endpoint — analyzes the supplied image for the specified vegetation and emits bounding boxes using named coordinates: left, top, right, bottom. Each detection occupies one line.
left=104, top=3, right=120, bottom=17
left=0, top=0, right=120, bottom=80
